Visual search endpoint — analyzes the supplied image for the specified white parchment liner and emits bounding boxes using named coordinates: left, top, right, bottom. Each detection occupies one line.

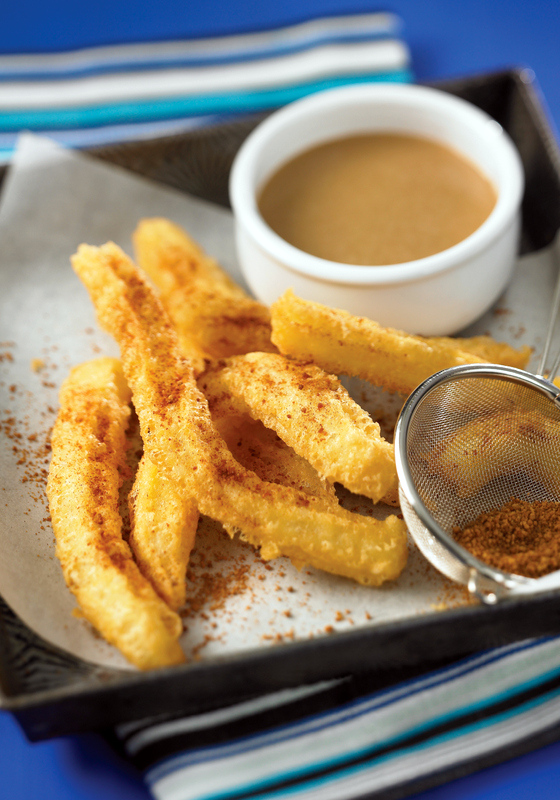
left=0, top=134, right=554, bottom=670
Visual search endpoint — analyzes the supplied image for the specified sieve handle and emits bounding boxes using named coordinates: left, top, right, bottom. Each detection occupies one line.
left=505, top=569, right=560, bottom=598
left=537, top=231, right=560, bottom=379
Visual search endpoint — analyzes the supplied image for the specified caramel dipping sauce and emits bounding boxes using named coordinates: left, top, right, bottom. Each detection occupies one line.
left=257, top=133, right=498, bottom=266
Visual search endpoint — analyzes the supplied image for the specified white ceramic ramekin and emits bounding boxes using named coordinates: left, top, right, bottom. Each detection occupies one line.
left=229, top=83, right=524, bottom=335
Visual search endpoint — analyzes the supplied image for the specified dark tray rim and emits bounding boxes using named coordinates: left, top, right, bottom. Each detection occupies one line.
left=3, top=65, right=560, bottom=741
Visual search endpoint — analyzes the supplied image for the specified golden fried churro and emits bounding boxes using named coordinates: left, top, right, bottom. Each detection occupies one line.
left=132, top=217, right=276, bottom=372
left=426, top=408, right=560, bottom=498
left=420, top=335, right=532, bottom=370
left=270, top=290, right=529, bottom=396
left=206, top=402, right=339, bottom=510
left=71, top=243, right=407, bottom=586
left=199, top=352, right=397, bottom=504
left=128, top=454, right=199, bottom=610
left=46, top=357, right=185, bottom=670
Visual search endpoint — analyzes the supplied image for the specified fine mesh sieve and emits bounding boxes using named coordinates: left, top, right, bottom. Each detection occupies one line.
left=395, top=246, right=560, bottom=604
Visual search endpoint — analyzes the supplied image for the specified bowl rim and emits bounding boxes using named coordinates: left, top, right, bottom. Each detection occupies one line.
left=229, top=82, right=525, bottom=286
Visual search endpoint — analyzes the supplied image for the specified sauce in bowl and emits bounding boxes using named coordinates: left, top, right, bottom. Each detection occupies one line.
left=258, top=133, right=497, bottom=266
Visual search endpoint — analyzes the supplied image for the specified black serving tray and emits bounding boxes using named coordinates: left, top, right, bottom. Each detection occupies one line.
left=2, top=68, right=560, bottom=742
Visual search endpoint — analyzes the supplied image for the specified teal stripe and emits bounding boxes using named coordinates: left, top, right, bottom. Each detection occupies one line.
left=148, top=660, right=560, bottom=800
left=0, top=70, right=412, bottom=132
left=254, top=682, right=560, bottom=800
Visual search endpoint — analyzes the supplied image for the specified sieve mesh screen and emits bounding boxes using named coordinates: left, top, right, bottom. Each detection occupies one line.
left=405, top=375, right=560, bottom=537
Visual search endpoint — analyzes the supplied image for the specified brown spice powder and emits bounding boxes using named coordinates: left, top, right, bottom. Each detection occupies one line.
left=453, top=498, right=560, bottom=578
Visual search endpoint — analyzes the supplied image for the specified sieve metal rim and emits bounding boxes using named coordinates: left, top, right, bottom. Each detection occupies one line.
left=394, top=362, right=560, bottom=594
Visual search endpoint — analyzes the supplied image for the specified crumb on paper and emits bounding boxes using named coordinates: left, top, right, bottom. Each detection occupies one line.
left=1, top=316, right=479, bottom=668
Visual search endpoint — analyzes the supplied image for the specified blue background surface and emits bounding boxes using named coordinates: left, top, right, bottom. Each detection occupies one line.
left=2, top=1, right=560, bottom=798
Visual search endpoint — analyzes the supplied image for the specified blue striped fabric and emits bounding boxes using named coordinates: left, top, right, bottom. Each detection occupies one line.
left=0, top=12, right=411, bottom=164
left=114, top=636, right=560, bottom=800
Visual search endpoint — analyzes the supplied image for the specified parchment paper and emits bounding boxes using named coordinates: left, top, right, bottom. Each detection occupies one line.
left=0, top=133, right=554, bottom=670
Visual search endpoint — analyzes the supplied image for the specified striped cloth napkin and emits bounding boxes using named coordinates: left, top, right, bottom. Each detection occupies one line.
left=113, top=636, right=560, bottom=800
left=8, top=14, right=560, bottom=799
left=0, top=11, right=411, bottom=164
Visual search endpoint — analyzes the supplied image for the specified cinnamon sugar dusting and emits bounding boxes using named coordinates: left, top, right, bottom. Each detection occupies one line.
left=1, top=343, right=54, bottom=517
left=2, top=327, right=473, bottom=664
left=454, top=499, right=560, bottom=578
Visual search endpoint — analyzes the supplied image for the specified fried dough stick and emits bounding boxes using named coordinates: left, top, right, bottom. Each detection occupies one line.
left=271, top=290, right=530, bottom=396
left=206, top=399, right=339, bottom=511
left=71, top=243, right=407, bottom=586
left=128, top=455, right=199, bottom=610
left=199, top=352, right=397, bottom=504
left=426, top=408, right=560, bottom=498
left=426, top=335, right=531, bottom=370
left=132, top=217, right=276, bottom=373
left=46, top=357, right=185, bottom=670
left=133, top=221, right=332, bottom=514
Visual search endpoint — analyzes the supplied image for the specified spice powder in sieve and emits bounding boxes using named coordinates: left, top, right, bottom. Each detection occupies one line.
left=453, top=498, right=560, bottom=579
